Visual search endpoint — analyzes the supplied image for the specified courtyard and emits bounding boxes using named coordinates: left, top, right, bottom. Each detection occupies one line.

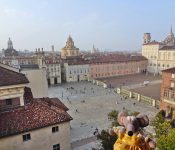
left=48, top=79, right=159, bottom=149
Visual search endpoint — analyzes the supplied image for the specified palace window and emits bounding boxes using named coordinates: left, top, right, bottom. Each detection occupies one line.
left=171, top=82, right=174, bottom=88
left=52, top=126, right=59, bottom=133
left=53, top=144, right=60, bottom=150
left=169, top=90, right=174, bottom=100
left=23, top=133, right=31, bottom=142
left=164, top=89, right=169, bottom=98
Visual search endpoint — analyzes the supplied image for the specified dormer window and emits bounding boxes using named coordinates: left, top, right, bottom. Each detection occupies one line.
left=6, top=99, right=12, bottom=105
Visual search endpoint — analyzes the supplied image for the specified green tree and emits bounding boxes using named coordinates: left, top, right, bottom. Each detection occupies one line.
left=151, top=110, right=175, bottom=150
left=155, top=121, right=172, bottom=138
left=97, top=110, right=140, bottom=150
left=97, top=130, right=117, bottom=150
left=151, top=110, right=165, bottom=130
left=157, top=129, right=175, bottom=150
left=108, top=110, right=119, bottom=127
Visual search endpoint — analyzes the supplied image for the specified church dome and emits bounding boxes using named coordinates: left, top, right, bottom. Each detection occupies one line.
left=163, top=27, right=175, bottom=46
left=8, top=38, right=13, bottom=45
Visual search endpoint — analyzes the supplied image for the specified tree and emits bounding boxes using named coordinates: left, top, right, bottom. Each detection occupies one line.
left=155, top=121, right=172, bottom=138
left=97, top=110, right=140, bottom=150
left=151, top=110, right=165, bottom=130
left=108, top=110, right=119, bottom=127
left=151, top=110, right=175, bottom=150
left=157, top=129, right=175, bottom=150
left=97, top=130, right=117, bottom=150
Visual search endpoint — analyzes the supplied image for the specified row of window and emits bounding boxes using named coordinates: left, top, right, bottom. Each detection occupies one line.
left=149, top=63, right=172, bottom=67
left=69, top=69, right=89, bottom=74
left=91, top=71, right=137, bottom=78
left=22, top=127, right=60, bottom=149
left=159, top=52, right=175, bottom=60
left=47, top=68, right=60, bottom=72
left=145, top=52, right=175, bottom=60
left=23, top=126, right=59, bottom=141
left=91, top=65, right=144, bottom=72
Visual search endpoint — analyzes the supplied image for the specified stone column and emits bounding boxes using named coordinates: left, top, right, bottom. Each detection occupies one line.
left=152, top=100, right=156, bottom=107
left=137, top=94, right=141, bottom=101
left=20, top=96, right=24, bottom=106
left=129, top=92, right=132, bottom=98
left=117, top=88, right=121, bottom=94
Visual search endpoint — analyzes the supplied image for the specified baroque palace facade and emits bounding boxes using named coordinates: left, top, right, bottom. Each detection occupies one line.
left=1, top=36, right=148, bottom=85
left=142, top=27, right=175, bottom=74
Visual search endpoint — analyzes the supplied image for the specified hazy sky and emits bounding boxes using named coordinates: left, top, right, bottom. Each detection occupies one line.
left=0, top=0, right=175, bottom=51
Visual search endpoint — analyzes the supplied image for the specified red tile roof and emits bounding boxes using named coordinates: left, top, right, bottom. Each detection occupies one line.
left=0, top=66, right=29, bottom=86
left=66, top=55, right=147, bottom=65
left=162, top=67, right=175, bottom=73
left=0, top=98, right=72, bottom=138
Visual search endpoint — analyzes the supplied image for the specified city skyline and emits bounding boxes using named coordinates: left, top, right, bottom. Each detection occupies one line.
left=0, top=0, right=175, bottom=51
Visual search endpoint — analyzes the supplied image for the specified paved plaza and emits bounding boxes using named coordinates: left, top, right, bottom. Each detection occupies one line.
left=48, top=80, right=159, bottom=149
left=99, top=73, right=161, bottom=88
left=131, top=83, right=161, bottom=100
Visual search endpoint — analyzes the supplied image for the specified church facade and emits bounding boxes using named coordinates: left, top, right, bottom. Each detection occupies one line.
left=61, top=35, right=79, bottom=58
left=3, top=38, right=18, bottom=57
left=142, top=27, right=175, bottom=74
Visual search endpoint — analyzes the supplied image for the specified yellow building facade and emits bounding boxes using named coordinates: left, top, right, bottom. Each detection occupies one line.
left=142, top=28, right=175, bottom=74
left=61, top=35, right=79, bottom=58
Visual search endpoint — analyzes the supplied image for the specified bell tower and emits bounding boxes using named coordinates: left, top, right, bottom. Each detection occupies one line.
left=143, top=33, right=151, bottom=44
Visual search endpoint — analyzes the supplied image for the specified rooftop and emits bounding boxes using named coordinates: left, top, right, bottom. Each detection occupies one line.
left=0, top=66, right=29, bottom=87
left=162, top=67, right=175, bottom=73
left=143, top=41, right=164, bottom=45
left=0, top=97, right=72, bottom=138
left=20, top=64, right=39, bottom=70
left=66, top=55, right=147, bottom=65
left=159, top=45, right=175, bottom=50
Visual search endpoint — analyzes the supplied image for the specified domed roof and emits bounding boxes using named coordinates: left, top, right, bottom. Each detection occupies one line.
left=8, top=37, right=13, bottom=45
left=67, top=35, right=73, bottom=43
left=163, top=27, right=175, bottom=46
